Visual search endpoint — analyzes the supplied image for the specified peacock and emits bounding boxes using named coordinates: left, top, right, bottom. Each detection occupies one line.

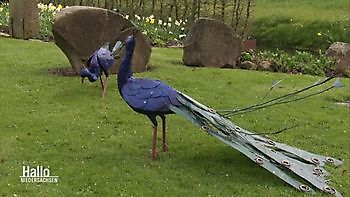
left=80, top=41, right=123, bottom=97
left=114, top=34, right=344, bottom=196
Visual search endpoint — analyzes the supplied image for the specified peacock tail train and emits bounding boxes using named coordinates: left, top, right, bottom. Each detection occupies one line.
left=170, top=91, right=343, bottom=197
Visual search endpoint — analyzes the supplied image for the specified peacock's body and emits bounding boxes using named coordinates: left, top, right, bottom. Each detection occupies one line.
left=115, top=34, right=344, bottom=196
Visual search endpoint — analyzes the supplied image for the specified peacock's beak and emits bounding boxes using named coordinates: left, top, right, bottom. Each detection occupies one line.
left=111, top=40, right=124, bottom=58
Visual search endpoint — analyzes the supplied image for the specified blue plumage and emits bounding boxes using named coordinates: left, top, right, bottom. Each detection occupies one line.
left=81, top=47, right=114, bottom=81
left=117, top=36, right=180, bottom=116
left=121, top=78, right=180, bottom=113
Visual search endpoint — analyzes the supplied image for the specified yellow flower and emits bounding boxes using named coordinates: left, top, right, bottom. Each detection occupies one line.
left=317, top=32, right=322, bottom=36
left=49, top=4, right=56, bottom=12
left=57, top=4, right=63, bottom=11
left=0, top=7, right=3, bottom=12
left=5, top=12, right=9, bottom=16
left=150, top=18, right=155, bottom=24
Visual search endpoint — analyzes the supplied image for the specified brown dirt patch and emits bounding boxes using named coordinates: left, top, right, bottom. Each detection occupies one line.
left=49, top=67, right=78, bottom=76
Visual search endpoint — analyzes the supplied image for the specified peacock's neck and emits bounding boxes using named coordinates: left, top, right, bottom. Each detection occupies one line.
left=117, top=49, right=134, bottom=91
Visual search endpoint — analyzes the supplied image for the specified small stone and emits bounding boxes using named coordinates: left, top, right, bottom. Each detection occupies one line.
left=257, top=60, right=272, bottom=71
left=326, top=42, right=350, bottom=77
left=239, top=61, right=257, bottom=70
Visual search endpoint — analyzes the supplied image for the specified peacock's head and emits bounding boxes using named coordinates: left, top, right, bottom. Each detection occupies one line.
left=125, top=35, right=135, bottom=51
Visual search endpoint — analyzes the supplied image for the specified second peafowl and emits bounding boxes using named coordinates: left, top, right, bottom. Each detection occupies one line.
left=116, top=35, right=344, bottom=196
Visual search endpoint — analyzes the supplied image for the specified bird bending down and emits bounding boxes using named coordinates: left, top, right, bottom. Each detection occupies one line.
left=116, top=35, right=343, bottom=196
left=81, top=41, right=123, bottom=97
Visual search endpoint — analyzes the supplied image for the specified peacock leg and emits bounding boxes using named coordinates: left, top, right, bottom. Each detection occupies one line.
left=148, top=115, right=158, bottom=160
left=152, top=126, right=158, bottom=160
left=161, top=115, right=168, bottom=152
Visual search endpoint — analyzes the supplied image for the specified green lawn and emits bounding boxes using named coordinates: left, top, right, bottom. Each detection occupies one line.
left=252, top=0, right=350, bottom=50
left=0, top=37, right=349, bottom=196
left=254, top=0, right=350, bottom=22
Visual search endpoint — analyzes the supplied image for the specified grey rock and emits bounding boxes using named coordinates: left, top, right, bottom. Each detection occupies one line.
left=183, top=18, right=242, bottom=68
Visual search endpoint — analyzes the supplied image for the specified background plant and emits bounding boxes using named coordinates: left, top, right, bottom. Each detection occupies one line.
left=132, top=14, right=187, bottom=46
left=0, top=2, right=9, bottom=28
left=37, top=3, right=63, bottom=40
left=243, top=49, right=341, bottom=76
left=37, top=0, right=254, bottom=40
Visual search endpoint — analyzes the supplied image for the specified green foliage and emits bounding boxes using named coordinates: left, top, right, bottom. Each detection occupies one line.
left=0, top=2, right=9, bottom=27
left=0, top=37, right=349, bottom=196
left=243, top=49, right=340, bottom=76
left=37, top=3, right=63, bottom=40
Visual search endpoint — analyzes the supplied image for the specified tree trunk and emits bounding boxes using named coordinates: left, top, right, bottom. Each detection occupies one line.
left=197, top=0, right=201, bottom=18
left=231, top=0, right=237, bottom=27
left=174, top=0, right=179, bottom=20
left=189, top=0, right=197, bottom=25
left=130, top=0, right=134, bottom=19
left=182, top=0, right=189, bottom=22
left=169, top=2, right=174, bottom=18
left=221, top=0, right=225, bottom=22
left=234, top=0, right=241, bottom=31
left=151, top=0, right=156, bottom=13
left=160, top=0, right=164, bottom=19
left=241, top=0, right=252, bottom=38
left=213, top=0, right=217, bottom=17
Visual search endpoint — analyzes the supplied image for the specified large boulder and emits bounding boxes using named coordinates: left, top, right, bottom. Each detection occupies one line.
left=53, top=6, right=150, bottom=74
left=183, top=18, right=242, bottom=68
left=326, top=42, right=350, bottom=76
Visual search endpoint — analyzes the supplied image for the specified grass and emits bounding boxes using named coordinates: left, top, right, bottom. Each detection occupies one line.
left=252, top=0, right=350, bottom=50
left=0, top=37, right=349, bottom=196
left=253, top=0, right=350, bottom=22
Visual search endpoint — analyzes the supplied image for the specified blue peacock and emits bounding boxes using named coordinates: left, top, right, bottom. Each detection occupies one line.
left=93, top=34, right=345, bottom=196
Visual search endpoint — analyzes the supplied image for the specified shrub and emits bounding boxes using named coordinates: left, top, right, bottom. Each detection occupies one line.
left=130, top=14, right=187, bottom=47
left=37, top=3, right=63, bottom=40
left=242, top=49, right=341, bottom=77
left=0, top=2, right=9, bottom=28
